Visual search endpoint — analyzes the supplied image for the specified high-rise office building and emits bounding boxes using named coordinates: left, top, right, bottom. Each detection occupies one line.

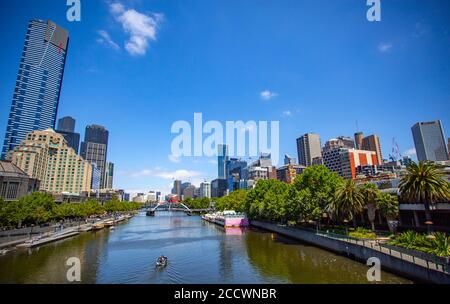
left=354, top=132, right=364, bottom=150
left=104, top=162, right=114, bottom=189
left=2, top=20, right=69, bottom=159
left=362, top=134, right=383, bottom=165
left=218, top=144, right=229, bottom=179
left=172, top=180, right=182, bottom=199
left=296, top=133, right=322, bottom=167
left=80, top=125, right=109, bottom=188
left=211, top=179, right=228, bottom=198
left=56, top=116, right=80, bottom=153
left=182, top=185, right=196, bottom=199
left=323, top=148, right=378, bottom=179
left=200, top=182, right=211, bottom=199
left=57, top=116, right=75, bottom=132
left=411, top=120, right=449, bottom=161
left=91, top=164, right=101, bottom=191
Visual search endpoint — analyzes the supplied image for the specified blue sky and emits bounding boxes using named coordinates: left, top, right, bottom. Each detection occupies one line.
left=0, top=0, right=449, bottom=195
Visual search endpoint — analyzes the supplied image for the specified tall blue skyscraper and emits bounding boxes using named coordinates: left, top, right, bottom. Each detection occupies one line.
left=218, top=144, right=229, bottom=179
left=1, top=20, right=69, bottom=159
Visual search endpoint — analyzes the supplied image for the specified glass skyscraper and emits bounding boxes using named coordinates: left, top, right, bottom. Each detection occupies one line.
left=1, top=20, right=69, bottom=159
left=218, top=144, right=229, bottom=179
left=80, top=125, right=109, bottom=189
left=412, top=120, right=449, bottom=161
left=56, top=116, right=80, bottom=154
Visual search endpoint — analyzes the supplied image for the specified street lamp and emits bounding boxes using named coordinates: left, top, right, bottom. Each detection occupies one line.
left=343, top=219, right=349, bottom=236
left=425, top=221, right=433, bottom=235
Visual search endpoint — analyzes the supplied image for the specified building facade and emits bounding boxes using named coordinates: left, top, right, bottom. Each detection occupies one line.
left=354, top=132, right=364, bottom=150
left=80, top=124, right=109, bottom=188
left=218, top=144, right=229, bottom=179
left=199, top=182, right=211, bottom=199
left=91, top=164, right=101, bottom=191
left=323, top=148, right=378, bottom=179
left=10, top=129, right=92, bottom=194
left=324, top=136, right=355, bottom=152
left=412, top=120, right=449, bottom=162
left=0, top=160, right=39, bottom=201
left=172, top=180, right=182, bottom=199
left=362, top=134, right=383, bottom=165
left=296, top=133, right=322, bottom=167
left=277, top=164, right=306, bottom=184
left=2, top=20, right=69, bottom=159
left=211, top=178, right=228, bottom=198
left=182, top=185, right=196, bottom=199
left=104, top=162, right=114, bottom=189
left=56, top=116, right=80, bottom=154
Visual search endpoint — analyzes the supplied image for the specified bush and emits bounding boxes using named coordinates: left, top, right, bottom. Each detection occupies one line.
left=348, top=227, right=377, bottom=240
left=388, top=231, right=450, bottom=257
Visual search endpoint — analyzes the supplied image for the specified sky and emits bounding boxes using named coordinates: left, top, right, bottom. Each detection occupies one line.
left=0, top=0, right=449, bottom=196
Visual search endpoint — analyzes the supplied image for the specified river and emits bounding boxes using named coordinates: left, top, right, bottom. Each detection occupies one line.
left=0, top=212, right=412, bottom=284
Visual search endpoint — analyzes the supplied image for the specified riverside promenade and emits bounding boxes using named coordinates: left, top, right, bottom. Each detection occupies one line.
left=251, top=220, right=450, bottom=284
left=0, top=213, right=134, bottom=250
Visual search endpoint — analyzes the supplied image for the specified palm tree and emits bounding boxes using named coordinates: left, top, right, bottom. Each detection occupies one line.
left=328, top=179, right=364, bottom=226
left=399, top=161, right=450, bottom=224
left=377, top=193, right=399, bottom=233
left=360, top=183, right=381, bottom=231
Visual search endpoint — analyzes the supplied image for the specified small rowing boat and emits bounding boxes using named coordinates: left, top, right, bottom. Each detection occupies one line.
left=156, top=256, right=168, bottom=268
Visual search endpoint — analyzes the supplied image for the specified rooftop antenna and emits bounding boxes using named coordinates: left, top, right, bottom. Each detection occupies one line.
left=355, top=120, right=360, bottom=132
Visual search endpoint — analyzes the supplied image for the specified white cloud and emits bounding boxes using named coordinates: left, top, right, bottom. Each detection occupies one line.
left=155, top=169, right=203, bottom=180
left=129, top=167, right=203, bottom=180
left=97, top=30, right=120, bottom=50
left=110, top=2, right=163, bottom=56
left=208, top=159, right=218, bottom=165
left=282, top=110, right=292, bottom=117
left=404, top=148, right=416, bottom=158
left=260, top=90, right=278, bottom=101
left=168, top=154, right=181, bottom=163
left=378, top=42, right=393, bottom=53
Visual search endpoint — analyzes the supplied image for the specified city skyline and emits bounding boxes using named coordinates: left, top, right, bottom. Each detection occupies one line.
left=0, top=0, right=449, bottom=196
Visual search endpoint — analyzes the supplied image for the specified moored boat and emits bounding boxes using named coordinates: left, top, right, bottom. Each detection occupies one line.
left=104, top=220, right=115, bottom=227
left=202, top=210, right=249, bottom=228
left=92, top=223, right=105, bottom=230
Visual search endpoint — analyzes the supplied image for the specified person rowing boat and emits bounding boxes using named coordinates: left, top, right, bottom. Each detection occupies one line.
left=156, top=255, right=168, bottom=267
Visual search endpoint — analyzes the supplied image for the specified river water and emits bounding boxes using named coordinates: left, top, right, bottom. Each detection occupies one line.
left=0, top=212, right=412, bottom=284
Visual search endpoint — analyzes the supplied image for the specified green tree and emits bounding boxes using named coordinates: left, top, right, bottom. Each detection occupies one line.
left=20, top=192, right=56, bottom=225
left=290, top=165, right=344, bottom=223
left=244, top=179, right=289, bottom=223
left=359, top=183, right=381, bottom=231
left=0, top=198, right=26, bottom=227
left=215, top=189, right=247, bottom=212
left=399, top=161, right=450, bottom=223
left=328, top=179, right=364, bottom=225
left=377, top=193, right=399, bottom=233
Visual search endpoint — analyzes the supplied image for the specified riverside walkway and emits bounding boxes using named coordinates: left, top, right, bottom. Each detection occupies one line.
left=251, top=220, right=450, bottom=283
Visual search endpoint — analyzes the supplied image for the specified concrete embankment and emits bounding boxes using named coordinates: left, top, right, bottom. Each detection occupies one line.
left=250, top=220, right=450, bottom=284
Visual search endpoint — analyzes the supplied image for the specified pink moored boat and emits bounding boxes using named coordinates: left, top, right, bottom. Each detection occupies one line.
left=202, top=210, right=249, bottom=228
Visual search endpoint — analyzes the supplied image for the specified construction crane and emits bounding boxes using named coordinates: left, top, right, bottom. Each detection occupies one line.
left=389, top=137, right=402, bottom=162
